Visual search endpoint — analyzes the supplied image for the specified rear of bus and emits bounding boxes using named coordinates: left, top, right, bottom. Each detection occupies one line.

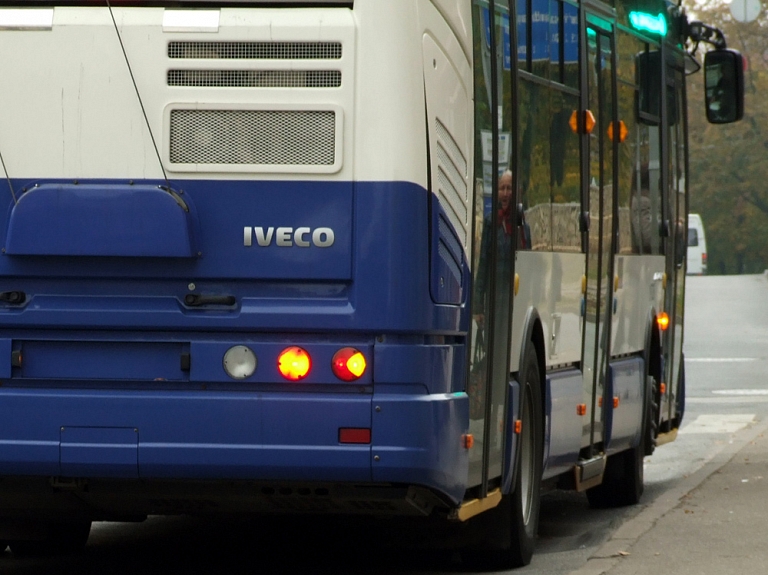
left=0, top=0, right=473, bottom=542
left=687, top=213, right=707, bottom=275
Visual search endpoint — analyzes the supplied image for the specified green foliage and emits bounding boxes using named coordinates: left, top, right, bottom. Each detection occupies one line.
left=686, top=0, right=768, bottom=273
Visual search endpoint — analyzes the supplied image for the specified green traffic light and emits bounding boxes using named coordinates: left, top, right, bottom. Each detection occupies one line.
left=629, top=11, right=668, bottom=36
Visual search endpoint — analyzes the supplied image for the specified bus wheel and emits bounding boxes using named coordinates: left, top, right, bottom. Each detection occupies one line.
left=463, top=345, right=543, bottom=569
left=586, top=374, right=651, bottom=508
left=9, top=520, right=91, bottom=557
left=586, top=433, right=645, bottom=508
left=676, top=359, right=686, bottom=428
left=508, top=346, right=544, bottom=566
left=645, top=373, right=660, bottom=456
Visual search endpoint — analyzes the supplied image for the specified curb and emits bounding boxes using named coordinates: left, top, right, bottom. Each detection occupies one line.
left=566, top=418, right=768, bottom=575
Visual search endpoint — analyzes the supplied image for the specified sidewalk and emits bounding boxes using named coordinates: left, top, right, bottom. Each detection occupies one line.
left=569, top=418, right=768, bottom=575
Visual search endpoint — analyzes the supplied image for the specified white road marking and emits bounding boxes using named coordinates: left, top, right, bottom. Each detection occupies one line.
left=679, top=414, right=755, bottom=434
left=686, top=357, right=760, bottom=362
left=688, top=397, right=768, bottom=404
left=712, top=389, right=768, bottom=395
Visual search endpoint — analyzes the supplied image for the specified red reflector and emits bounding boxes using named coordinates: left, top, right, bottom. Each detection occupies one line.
left=332, top=347, right=367, bottom=382
left=339, top=428, right=371, bottom=444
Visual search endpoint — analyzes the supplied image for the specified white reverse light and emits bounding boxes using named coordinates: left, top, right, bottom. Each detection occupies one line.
left=223, top=346, right=257, bottom=380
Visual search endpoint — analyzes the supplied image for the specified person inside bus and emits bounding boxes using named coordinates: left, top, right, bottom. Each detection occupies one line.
left=473, top=169, right=516, bottom=329
left=630, top=163, right=653, bottom=254
left=469, top=170, right=516, bottom=419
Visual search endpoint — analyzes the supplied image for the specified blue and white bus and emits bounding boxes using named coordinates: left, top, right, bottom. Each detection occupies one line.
left=0, top=0, right=742, bottom=566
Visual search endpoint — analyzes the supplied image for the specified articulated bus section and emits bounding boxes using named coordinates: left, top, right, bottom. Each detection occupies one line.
left=0, top=0, right=742, bottom=567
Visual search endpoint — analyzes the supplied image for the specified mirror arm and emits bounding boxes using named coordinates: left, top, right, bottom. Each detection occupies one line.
left=686, top=19, right=727, bottom=50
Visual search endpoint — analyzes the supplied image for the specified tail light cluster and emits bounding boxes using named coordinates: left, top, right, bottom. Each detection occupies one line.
left=222, top=345, right=368, bottom=382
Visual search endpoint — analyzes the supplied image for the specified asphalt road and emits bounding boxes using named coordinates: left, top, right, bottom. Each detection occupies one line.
left=2, top=274, right=767, bottom=575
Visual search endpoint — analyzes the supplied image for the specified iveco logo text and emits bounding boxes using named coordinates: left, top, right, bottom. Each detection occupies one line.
left=243, top=227, right=335, bottom=248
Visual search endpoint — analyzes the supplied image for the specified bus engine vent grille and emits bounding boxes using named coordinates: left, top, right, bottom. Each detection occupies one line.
left=167, top=70, right=341, bottom=88
left=435, top=118, right=468, bottom=247
left=168, top=41, right=342, bottom=60
left=169, top=109, right=336, bottom=166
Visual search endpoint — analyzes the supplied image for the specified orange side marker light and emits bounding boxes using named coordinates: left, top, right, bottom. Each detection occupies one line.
left=462, top=434, right=475, bottom=449
left=577, top=404, right=587, bottom=416
left=658, top=312, right=670, bottom=331
left=660, top=383, right=666, bottom=395
left=514, top=420, right=523, bottom=435
left=569, top=109, right=596, bottom=134
left=277, top=346, right=312, bottom=381
left=607, top=120, right=628, bottom=143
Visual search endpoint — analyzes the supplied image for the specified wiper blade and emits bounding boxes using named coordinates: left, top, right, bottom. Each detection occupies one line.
left=105, top=0, right=170, bottom=188
left=0, top=148, right=17, bottom=205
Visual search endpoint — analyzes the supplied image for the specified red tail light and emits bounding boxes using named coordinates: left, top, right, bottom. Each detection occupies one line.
left=331, top=348, right=367, bottom=382
left=702, top=253, right=707, bottom=265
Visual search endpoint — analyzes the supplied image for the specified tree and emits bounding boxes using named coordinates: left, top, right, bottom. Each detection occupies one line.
left=686, top=0, right=768, bottom=273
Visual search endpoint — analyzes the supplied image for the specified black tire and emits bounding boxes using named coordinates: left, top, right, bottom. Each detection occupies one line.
left=587, top=363, right=653, bottom=509
left=644, top=335, right=662, bottom=456
left=508, top=347, right=543, bottom=565
left=676, top=359, right=686, bottom=428
left=463, top=345, right=543, bottom=569
left=586, top=433, right=645, bottom=508
left=9, top=520, right=91, bottom=557
left=645, top=374, right=661, bottom=456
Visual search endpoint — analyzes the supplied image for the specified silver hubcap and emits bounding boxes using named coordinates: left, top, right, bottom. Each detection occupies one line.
left=520, top=385, right=535, bottom=524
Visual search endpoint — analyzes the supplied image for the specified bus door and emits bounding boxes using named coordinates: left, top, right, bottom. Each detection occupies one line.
left=468, top=0, right=516, bottom=493
left=581, top=13, right=617, bottom=449
left=664, top=59, right=687, bottom=427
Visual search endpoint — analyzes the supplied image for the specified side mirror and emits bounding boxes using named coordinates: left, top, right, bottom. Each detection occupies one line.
left=704, top=49, right=744, bottom=124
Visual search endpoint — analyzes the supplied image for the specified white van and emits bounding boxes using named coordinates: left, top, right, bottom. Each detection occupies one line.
left=687, top=213, right=707, bottom=275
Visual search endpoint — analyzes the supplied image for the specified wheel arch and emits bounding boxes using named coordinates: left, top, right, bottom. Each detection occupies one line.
left=519, top=307, right=546, bottom=450
left=502, top=307, right=546, bottom=496
left=644, top=310, right=662, bottom=384
left=519, top=307, right=546, bottom=421
left=642, top=310, right=663, bottom=455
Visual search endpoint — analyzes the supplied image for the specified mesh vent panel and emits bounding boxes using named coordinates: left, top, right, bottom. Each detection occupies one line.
left=168, top=42, right=342, bottom=60
left=170, top=110, right=336, bottom=166
left=167, top=70, right=341, bottom=88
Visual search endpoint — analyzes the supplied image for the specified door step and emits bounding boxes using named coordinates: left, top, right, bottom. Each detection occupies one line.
left=574, top=455, right=606, bottom=492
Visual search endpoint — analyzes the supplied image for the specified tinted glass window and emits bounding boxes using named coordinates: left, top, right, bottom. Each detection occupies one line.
left=688, top=227, right=699, bottom=246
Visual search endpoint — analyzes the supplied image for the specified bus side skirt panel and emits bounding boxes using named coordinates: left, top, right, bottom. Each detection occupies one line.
left=605, top=357, right=645, bottom=453
left=542, top=368, right=583, bottom=481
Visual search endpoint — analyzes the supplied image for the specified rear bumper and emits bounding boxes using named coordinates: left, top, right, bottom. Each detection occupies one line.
left=0, top=386, right=469, bottom=508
